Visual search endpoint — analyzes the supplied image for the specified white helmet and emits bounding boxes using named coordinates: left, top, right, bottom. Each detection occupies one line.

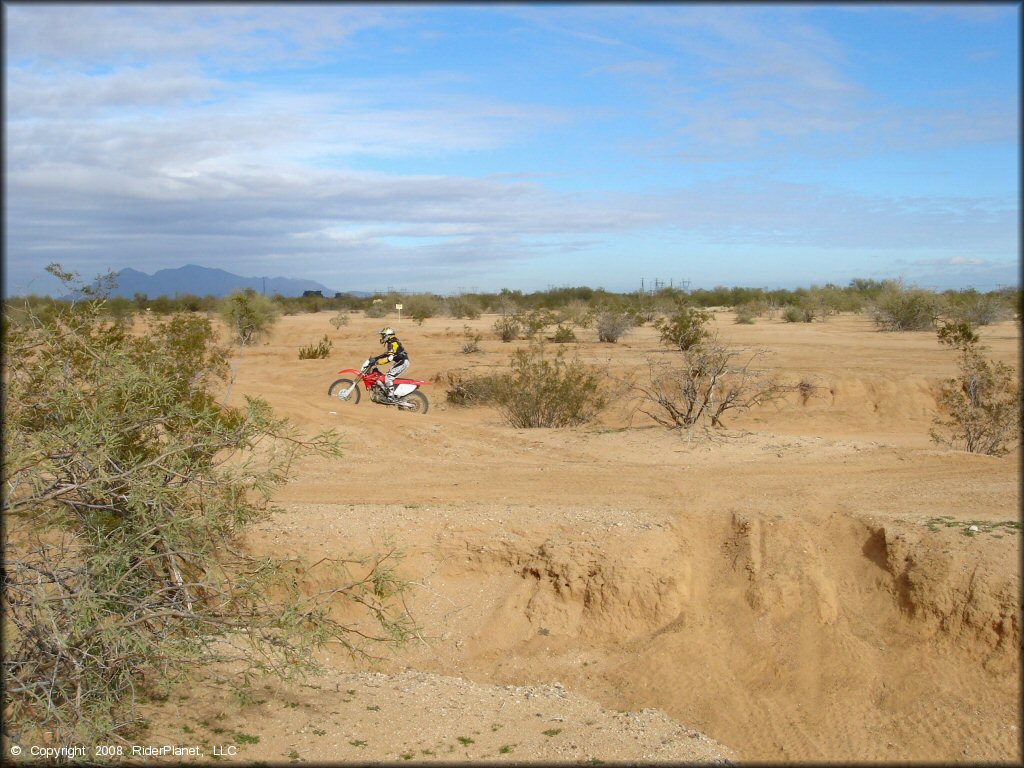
left=379, top=327, right=395, bottom=344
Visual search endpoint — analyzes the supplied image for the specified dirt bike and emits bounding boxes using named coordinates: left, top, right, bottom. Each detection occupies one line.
left=328, top=361, right=431, bottom=414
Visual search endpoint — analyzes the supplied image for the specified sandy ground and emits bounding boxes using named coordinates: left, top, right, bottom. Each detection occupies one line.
left=140, top=309, right=1020, bottom=764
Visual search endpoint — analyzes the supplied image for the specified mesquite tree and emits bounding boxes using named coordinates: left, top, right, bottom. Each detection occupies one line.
left=3, top=266, right=415, bottom=747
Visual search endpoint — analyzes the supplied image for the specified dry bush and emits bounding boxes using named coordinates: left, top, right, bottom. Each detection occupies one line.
left=594, top=308, right=634, bottom=343
left=436, top=369, right=501, bottom=406
left=460, top=325, right=483, bottom=354
left=329, top=311, right=350, bottom=329
left=628, top=336, right=797, bottom=431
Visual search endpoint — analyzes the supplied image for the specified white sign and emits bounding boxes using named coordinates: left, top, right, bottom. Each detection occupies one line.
left=395, top=304, right=403, bottom=310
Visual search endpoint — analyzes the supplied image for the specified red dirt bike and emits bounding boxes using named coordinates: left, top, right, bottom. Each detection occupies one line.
left=328, top=361, right=431, bottom=414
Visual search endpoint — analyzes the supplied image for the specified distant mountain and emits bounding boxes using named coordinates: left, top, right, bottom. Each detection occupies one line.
left=78, top=264, right=361, bottom=299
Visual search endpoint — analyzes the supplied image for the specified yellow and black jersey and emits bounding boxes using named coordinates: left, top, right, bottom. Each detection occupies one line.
left=374, top=337, right=408, bottom=365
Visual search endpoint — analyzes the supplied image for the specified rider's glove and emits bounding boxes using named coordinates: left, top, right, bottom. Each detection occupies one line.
left=387, top=354, right=395, bottom=362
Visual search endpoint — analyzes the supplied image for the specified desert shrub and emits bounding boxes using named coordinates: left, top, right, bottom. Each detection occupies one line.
left=516, top=308, right=556, bottom=339
left=930, top=326, right=1020, bottom=456
left=782, top=304, right=814, bottom=323
left=734, top=304, right=757, bottom=324
left=220, top=288, right=282, bottom=345
left=870, top=282, right=941, bottom=331
left=405, top=294, right=443, bottom=324
left=563, top=300, right=594, bottom=328
left=329, top=311, right=350, bottom=329
left=654, top=306, right=711, bottom=351
left=552, top=324, right=578, bottom=343
left=491, top=343, right=606, bottom=428
left=299, top=334, right=333, bottom=359
left=447, top=296, right=482, bottom=320
left=628, top=336, right=798, bottom=431
left=943, top=291, right=1012, bottom=327
left=460, top=325, right=483, bottom=354
left=594, top=308, right=634, bottom=343
left=493, top=314, right=521, bottom=342
left=437, top=370, right=501, bottom=406
left=2, top=265, right=414, bottom=747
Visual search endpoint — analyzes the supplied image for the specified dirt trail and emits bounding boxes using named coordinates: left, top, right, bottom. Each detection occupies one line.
left=143, top=311, right=1020, bottom=764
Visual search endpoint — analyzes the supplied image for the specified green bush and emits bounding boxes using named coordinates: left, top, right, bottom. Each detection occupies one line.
left=493, top=314, right=521, bottom=342
left=299, top=334, right=333, bottom=359
left=782, top=305, right=814, bottom=323
left=654, top=306, right=711, bottom=350
left=870, top=282, right=941, bottom=331
left=492, top=343, right=606, bottom=428
left=930, top=328, right=1020, bottom=455
left=405, top=294, right=443, bottom=324
left=552, top=324, right=578, bottom=343
left=516, top=308, right=556, bottom=339
left=2, top=265, right=414, bottom=746
left=219, top=288, right=282, bottom=345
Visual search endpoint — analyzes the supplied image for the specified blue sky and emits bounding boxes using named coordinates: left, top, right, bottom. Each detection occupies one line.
left=4, top=3, right=1019, bottom=296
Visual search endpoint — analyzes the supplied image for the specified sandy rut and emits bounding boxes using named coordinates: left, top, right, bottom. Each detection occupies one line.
left=144, top=310, right=1020, bottom=764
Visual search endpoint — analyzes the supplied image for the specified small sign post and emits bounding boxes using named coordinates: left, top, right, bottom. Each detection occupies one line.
left=395, top=303, right=403, bottom=322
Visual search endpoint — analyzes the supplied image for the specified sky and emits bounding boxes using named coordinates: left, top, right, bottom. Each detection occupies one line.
left=4, top=2, right=1020, bottom=296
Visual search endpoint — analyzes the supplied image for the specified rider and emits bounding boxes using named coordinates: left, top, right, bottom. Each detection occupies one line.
left=366, top=327, right=410, bottom=401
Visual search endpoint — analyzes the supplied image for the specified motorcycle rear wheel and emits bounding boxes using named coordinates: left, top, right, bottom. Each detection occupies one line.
left=397, top=390, right=429, bottom=414
left=328, top=378, right=361, bottom=404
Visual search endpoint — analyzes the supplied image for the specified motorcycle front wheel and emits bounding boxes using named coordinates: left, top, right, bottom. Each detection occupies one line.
left=397, top=391, right=429, bottom=414
left=328, top=378, right=361, bottom=404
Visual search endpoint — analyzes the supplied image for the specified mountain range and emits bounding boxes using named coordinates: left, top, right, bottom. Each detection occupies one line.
left=86, top=264, right=354, bottom=299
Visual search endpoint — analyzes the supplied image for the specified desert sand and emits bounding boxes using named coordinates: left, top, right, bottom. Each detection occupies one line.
left=143, top=309, right=1020, bottom=764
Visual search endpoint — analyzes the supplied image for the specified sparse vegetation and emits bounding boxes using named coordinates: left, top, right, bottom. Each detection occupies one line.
left=461, top=325, right=483, bottom=354
left=2, top=265, right=416, bottom=747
